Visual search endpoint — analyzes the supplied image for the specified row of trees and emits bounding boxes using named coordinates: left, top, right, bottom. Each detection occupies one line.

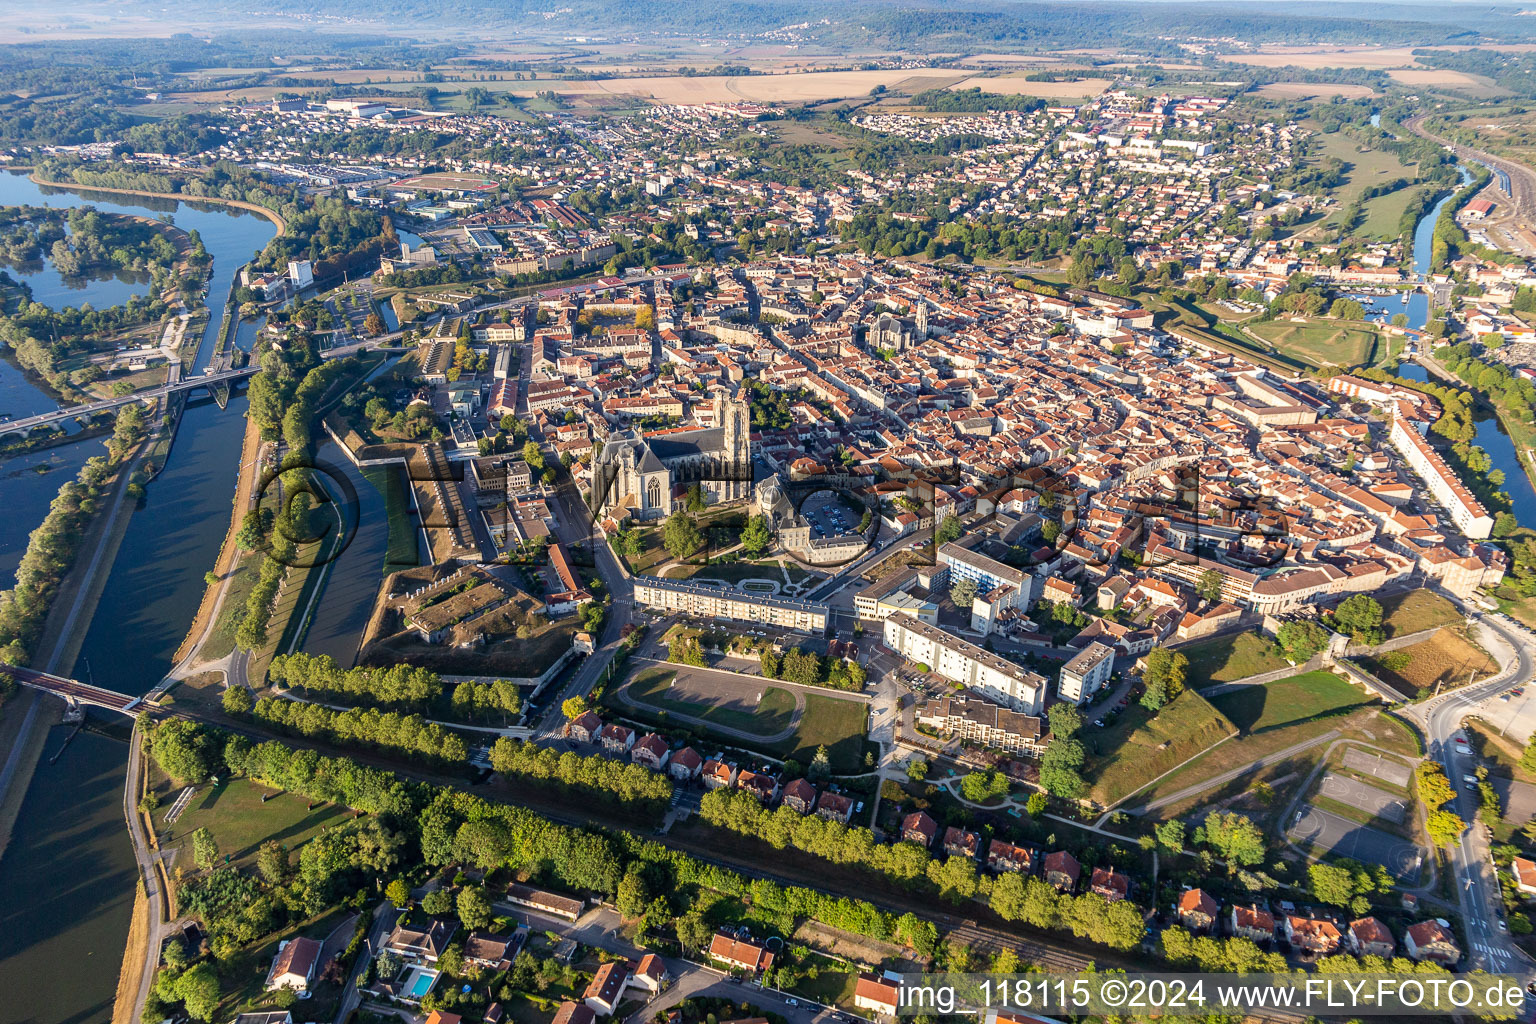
left=487, top=738, right=674, bottom=810
left=249, top=695, right=470, bottom=766
left=269, top=651, right=442, bottom=710
left=759, top=646, right=866, bottom=691
left=0, top=406, right=144, bottom=665
left=988, top=874, right=1145, bottom=951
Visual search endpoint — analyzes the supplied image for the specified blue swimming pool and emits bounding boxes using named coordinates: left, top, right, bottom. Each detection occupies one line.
left=404, top=967, right=439, bottom=999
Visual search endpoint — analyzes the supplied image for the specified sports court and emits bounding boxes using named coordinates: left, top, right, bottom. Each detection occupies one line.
left=1341, top=747, right=1412, bottom=788
left=1318, top=772, right=1408, bottom=824
left=1288, top=805, right=1424, bottom=881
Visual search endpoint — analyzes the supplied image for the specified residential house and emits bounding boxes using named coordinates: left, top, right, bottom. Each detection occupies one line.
left=570, top=711, right=603, bottom=744
left=1512, top=857, right=1536, bottom=897
left=266, top=936, right=322, bottom=992
left=426, top=1014, right=463, bottom=1024
left=708, top=931, right=774, bottom=973
left=703, top=759, right=738, bottom=790
left=465, top=932, right=521, bottom=971
left=943, top=827, right=981, bottom=860
left=987, top=839, right=1033, bottom=874
left=1347, top=917, right=1394, bottom=959
left=1230, top=905, right=1275, bottom=943
left=669, top=746, right=704, bottom=781
left=901, top=811, right=939, bottom=847
left=1090, top=866, right=1130, bottom=903
left=584, top=960, right=631, bottom=1016
left=737, top=769, right=780, bottom=803
left=553, top=1002, right=598, bottom=1024
left=630, top=954, right=669, bottom=994
left=1285, top=916, right=1341, bottom=955
left=600, top=723, right=636, bottom=755
left=1176, top=889, right=1218, bottom=933
left=386, top=918, right=458, bottom=963
left=816, top=790, right=854, bottom=823
left=1043, top=851, right=1081, bottom=892
left=632, top=733, right=670, bottom=770
left=782, top=778, right=818, bottom=814
left=505, top=883, right=585, bottom=922
left=1404, top=921, right=1460, bottom=966
left=854, top=973, right=902, bottom=1018
left=233, top=1014, right=293, bottom=1024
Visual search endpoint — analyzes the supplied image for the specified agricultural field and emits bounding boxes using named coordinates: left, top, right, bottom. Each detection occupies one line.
left=1181, top=631, right=1291, bottom=689
left=1256, top=83, right=1377, bottom=100
left=1244, top=317, right=1388, bottom=368
left=1216, top=46, right=1426, bottom=69
left=1083, top=689, right=1238, bottom=806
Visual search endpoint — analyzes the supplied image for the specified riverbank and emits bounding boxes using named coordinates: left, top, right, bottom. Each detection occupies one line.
left=1415, top=349, right=1536, bottom=514
left=27, top=174, right=288, bottom=234
left=112, top=886, right=150, bottom=1024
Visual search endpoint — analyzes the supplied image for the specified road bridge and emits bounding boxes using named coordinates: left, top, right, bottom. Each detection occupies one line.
left=0, top=366, right=258, bottom=437
left=11, top=666, right=143, bottom=714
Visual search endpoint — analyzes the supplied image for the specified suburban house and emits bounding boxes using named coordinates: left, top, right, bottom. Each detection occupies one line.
left=709, top=931, right=775, bottom=973
left=816, top=790, right=854, bottom=823
left=1176, top=889, right=1218, bottom=933
left=1230, top=905, right=1275, bottom=943
left=570, top=711, right=603, bottom=744
left=1404, top=921, right=1460, bottom=965
left=600, top=723, right=636, bottom=755
left=668, top=746, right=703, bottom=780
left=266, top=936, right=322, bottom=993
left=385, top=918, right=458, bottom=963
left=854, top=973, right=902, bottom=1017
left=901, top=811, right=939, bottom=847
left=1512, top=857, right=1536, bottom=896
left=233, top=1013, right=293, bottom=1024
left=553, top=1001, right=598, bottom=1024
left=1285, top=916, right=1341, bottom=955
left=426, top=1014, right=463, bottom=1024
left=465, top=931, right=522, bottom=971
left=506, top=883, right=585, bottom=922
left=782, top=778, right=818, bottom=814
left=1090, top=866, right=1130, bottom=902
left=703, top=759, right=738, bottom=790
left=987, top=839, right=1033, bottom=874
left=737, top=769, right=780, bottom=803
left=632, top=733, right=670, bottom=770
left=943, top=827, right=980, bottom=860
left=630, top=953, right=669, bottom=993
left=1043, top=851, right=1081, bottom=892
left=584, top=960, right=631, bottom=1015
left=1347, top=917, right=1394, bottom=959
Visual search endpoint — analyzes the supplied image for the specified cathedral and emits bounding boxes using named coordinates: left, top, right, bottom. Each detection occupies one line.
left=590, top=395, right=753, bottom=522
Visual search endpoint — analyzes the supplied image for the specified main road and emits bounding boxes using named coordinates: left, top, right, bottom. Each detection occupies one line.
left=1401, top=612, right=1536, bottom=977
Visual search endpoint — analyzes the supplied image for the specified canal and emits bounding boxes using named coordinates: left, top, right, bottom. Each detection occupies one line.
left=0, top=171, right=277, bottom=1023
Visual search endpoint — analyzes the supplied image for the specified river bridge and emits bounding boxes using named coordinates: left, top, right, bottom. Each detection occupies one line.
left=0, top=366, right=258, bottom=438
left=11, top=666, right=144, bottom=714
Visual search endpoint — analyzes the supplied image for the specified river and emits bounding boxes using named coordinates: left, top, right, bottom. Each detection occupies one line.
left=0, top=172, right=277, bottom=1024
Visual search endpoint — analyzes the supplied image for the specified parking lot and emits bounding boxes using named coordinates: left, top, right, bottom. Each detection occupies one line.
left=799, top=489, right=863, bottom=538
left=1288, top=805, right=1424, bottom=880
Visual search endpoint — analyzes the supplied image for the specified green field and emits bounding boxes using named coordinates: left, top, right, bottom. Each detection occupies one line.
left=1379, top=589, right=1462, bottom=638
left=779, top=693, right=873, bottom=772
left=1244, top=318, right=1387, bottom=368
left=627, top=667, right=797, bottom=734
left=1311, top=129, right=1419, bottom=215
left=1182, top=631, right=1291, bottom=689
left=1085, top=689, right=1238, bottom=806
left=1208, top=671, right=1371, bottom=734
left=152, top=777, right=349, bottom=871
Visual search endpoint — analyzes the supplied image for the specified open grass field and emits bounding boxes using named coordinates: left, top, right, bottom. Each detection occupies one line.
left=1256, top=83, right=1377, bottom=100
left=1360, top=628, right=1499, bottom=698
left=1388, top=69, right=1507, bottom=97
left=1358, top=183, right=1424, bottom=241
left=1209, top=671, right=1371, bottom=734
left=1217, top=47, right=1424, bottom=70
left=1084, top=689, right=1238, bottom=806
left=150, top=776, right=350, bottom=874
left=948, top=74, right=1112, bottom=98
left=1244, top=317, right=1387, bottom=368
left=1181, top=631, right=1290, bottom=689
left=627, top=666, right=798, bottom=734
left=1310, top=129, right=1420, bottom=213
left=778, top=693, right=872, bottom=772
left=1380, top=589, right=1463, bottom=637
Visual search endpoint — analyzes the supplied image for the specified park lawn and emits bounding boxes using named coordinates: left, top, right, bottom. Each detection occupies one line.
left=362, top=464, right=420, bottom=569
left=618, top=526, right=670, bottom=575
left=788, top=963, right=859, bottom=1009
left=666, top=560, right=791, bottom=586
left=1084, top=689, right=1238, bottom=806
left=152, top=777, right=350, bottom=874
left=771, top=692, right=872, bottom=773
left=1209, top=671, right=1371, bottom=734
left=1244, top=318, right=1385, bottom=368
left=1340, top=712, right=1424, bottom=759
left=1182, top=631, right=1290, bottom=689
left=1359, top=628, right=1499, bottom=698
left=626, top=666, right=798, bottom=734
left=1379, top=589, right=1462, bottom=638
